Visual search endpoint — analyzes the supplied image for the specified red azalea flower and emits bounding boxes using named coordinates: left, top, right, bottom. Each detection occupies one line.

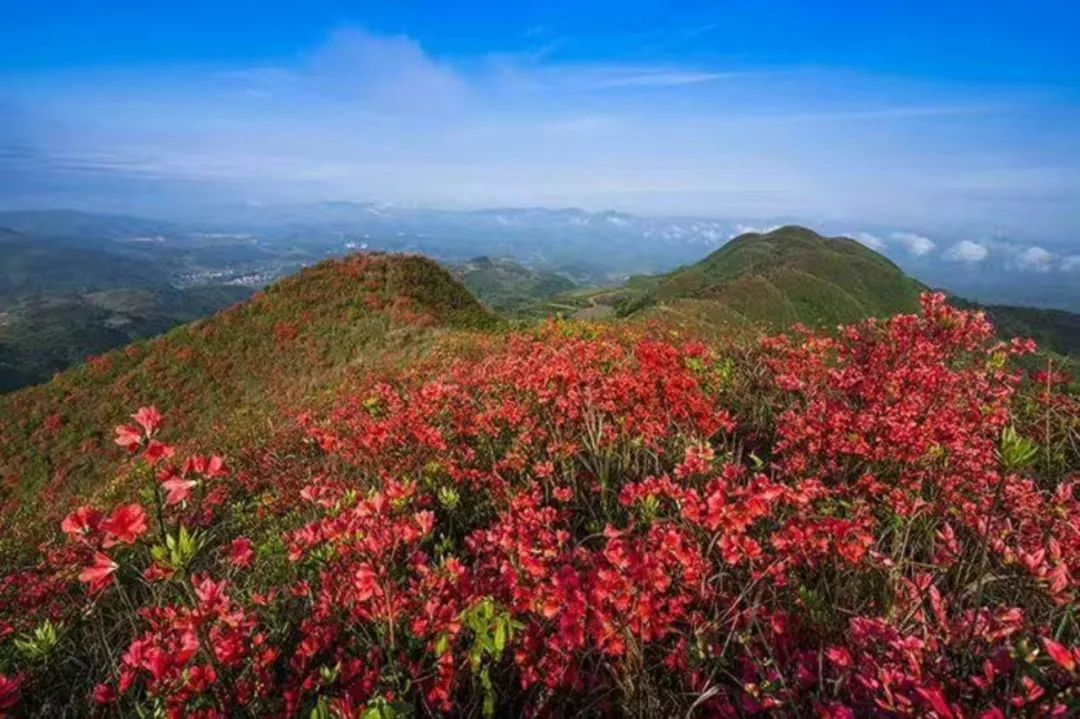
left=131, top=406, right=163, bottom=436
left=92, top=683, right=117, bottom=705
left=0, top=673, right=23, bottom=711
left=143, top=561, right=175, bottom=582
left=1042, top=637, right=1076, bottom=672
left=185, top=454, right=229, bottom=479
left=60, top=506, right=103, bottom=541
left=161, top=477, right=196, bottom=506
left=113, top=424, right=143, bottom=452
left=79, top=552, right=118, bottom=594
left=100, top=504, right=149, bottom=547
left=228, top=537, right=255, bottom=569
left=143, top=440, right=175, bottom=466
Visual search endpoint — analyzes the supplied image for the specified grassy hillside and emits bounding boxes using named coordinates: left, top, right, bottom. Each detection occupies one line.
left=0, top=253, right=498, bottom=554
left=621, top=225, right=926, bottom=327
left=450, top=256, right=576, bottom=314
left=609, top=226, right=1080, bottom=361
left=949, top=297, right=1080, bottom=357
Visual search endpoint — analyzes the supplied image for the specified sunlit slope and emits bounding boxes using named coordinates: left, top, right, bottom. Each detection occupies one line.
left=0, top=254, right=498, bottom=544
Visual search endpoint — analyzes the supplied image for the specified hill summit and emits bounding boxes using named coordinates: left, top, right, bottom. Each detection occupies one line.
left=623, top=225, right=925, bottom=328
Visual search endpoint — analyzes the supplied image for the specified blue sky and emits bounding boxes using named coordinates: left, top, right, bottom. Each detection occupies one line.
left=2, top=1, right=1079, bottom=258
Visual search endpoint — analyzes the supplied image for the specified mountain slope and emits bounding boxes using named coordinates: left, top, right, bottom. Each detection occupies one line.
left=949, top=298, right=1080, bottom=358
left=0, top=253, right=498, bottom=550
left=451, top=256, right=577, bottom=314
left=0, top=226, right=284, bottom=392
left=0, top=285, right=256, bottom=392
left=622, top=225, right=926, bottom=327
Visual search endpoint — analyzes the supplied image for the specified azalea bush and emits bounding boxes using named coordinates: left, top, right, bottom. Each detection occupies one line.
left=0, top=294, right=1078, bottom=717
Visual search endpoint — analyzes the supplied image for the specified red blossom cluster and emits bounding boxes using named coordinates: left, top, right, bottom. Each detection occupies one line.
left=0, top=294, right=1077, bottom=717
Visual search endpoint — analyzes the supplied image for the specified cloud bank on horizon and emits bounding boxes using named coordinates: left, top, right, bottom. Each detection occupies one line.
left=1, top=1, right=1079, bottom=256
left=849, top=231, right=1078, bottom=275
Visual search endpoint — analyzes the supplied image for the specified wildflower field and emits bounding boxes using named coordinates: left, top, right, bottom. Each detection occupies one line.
left=0, top=286, right=1078, bottom=716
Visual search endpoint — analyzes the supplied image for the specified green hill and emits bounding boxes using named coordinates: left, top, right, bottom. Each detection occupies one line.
left=450, top=256, right=576, bottom=314
left=948, top=298, right=1080, bottom=358
left=621, top=225, right=926, bottom=327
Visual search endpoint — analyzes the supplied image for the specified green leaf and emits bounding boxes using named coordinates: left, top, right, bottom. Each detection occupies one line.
left=1001, top=425, right=1038, bottom=470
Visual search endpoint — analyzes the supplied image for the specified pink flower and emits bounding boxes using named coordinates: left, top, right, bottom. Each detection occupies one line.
left=113, top=424, right=143, bottom=452
left=161, top=477, right=196, bottom=506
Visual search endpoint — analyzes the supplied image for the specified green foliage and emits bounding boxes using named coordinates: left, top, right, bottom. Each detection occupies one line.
left=1001, top=425, right=1039, bottom=470
left=459, top=598, right=522, bottom=717
left=13, top=620, right=62, bottom=663
left=149, top=525, right=203, bottom=574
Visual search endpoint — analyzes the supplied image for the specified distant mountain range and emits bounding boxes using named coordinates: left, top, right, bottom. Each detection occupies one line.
left=1, top=209, right=1077, bottom=392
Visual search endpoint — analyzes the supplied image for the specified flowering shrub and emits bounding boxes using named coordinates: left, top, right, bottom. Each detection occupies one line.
left=0, top=294, right=1077, bottom=716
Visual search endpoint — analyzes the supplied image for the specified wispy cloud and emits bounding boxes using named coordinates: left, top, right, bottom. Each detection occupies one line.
left=731, top=223, right=782, bottom=237
left=594, top=70, right=731, bottom=88
left=850, top=231, right=886, bottom=251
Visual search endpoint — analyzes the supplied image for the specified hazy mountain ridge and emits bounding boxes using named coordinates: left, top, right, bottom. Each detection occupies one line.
left=1, top=210, right=1077, bottom=392
left=450, top=256, right=577, bottom=314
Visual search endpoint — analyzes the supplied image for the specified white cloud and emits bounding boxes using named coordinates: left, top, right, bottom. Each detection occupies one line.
left=1014, top=246, right=1056, bottom=272
left=1063, top=255, right=1080, bottom=271
left=304, top=27, right=468, bottom=113
left=943, top=240, right=989, bottom=263
left=850, top=231, right=886, bottom=251
left=731, top=223, right=781, bottom=237
left=890, top=231, right=936, bottom=257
